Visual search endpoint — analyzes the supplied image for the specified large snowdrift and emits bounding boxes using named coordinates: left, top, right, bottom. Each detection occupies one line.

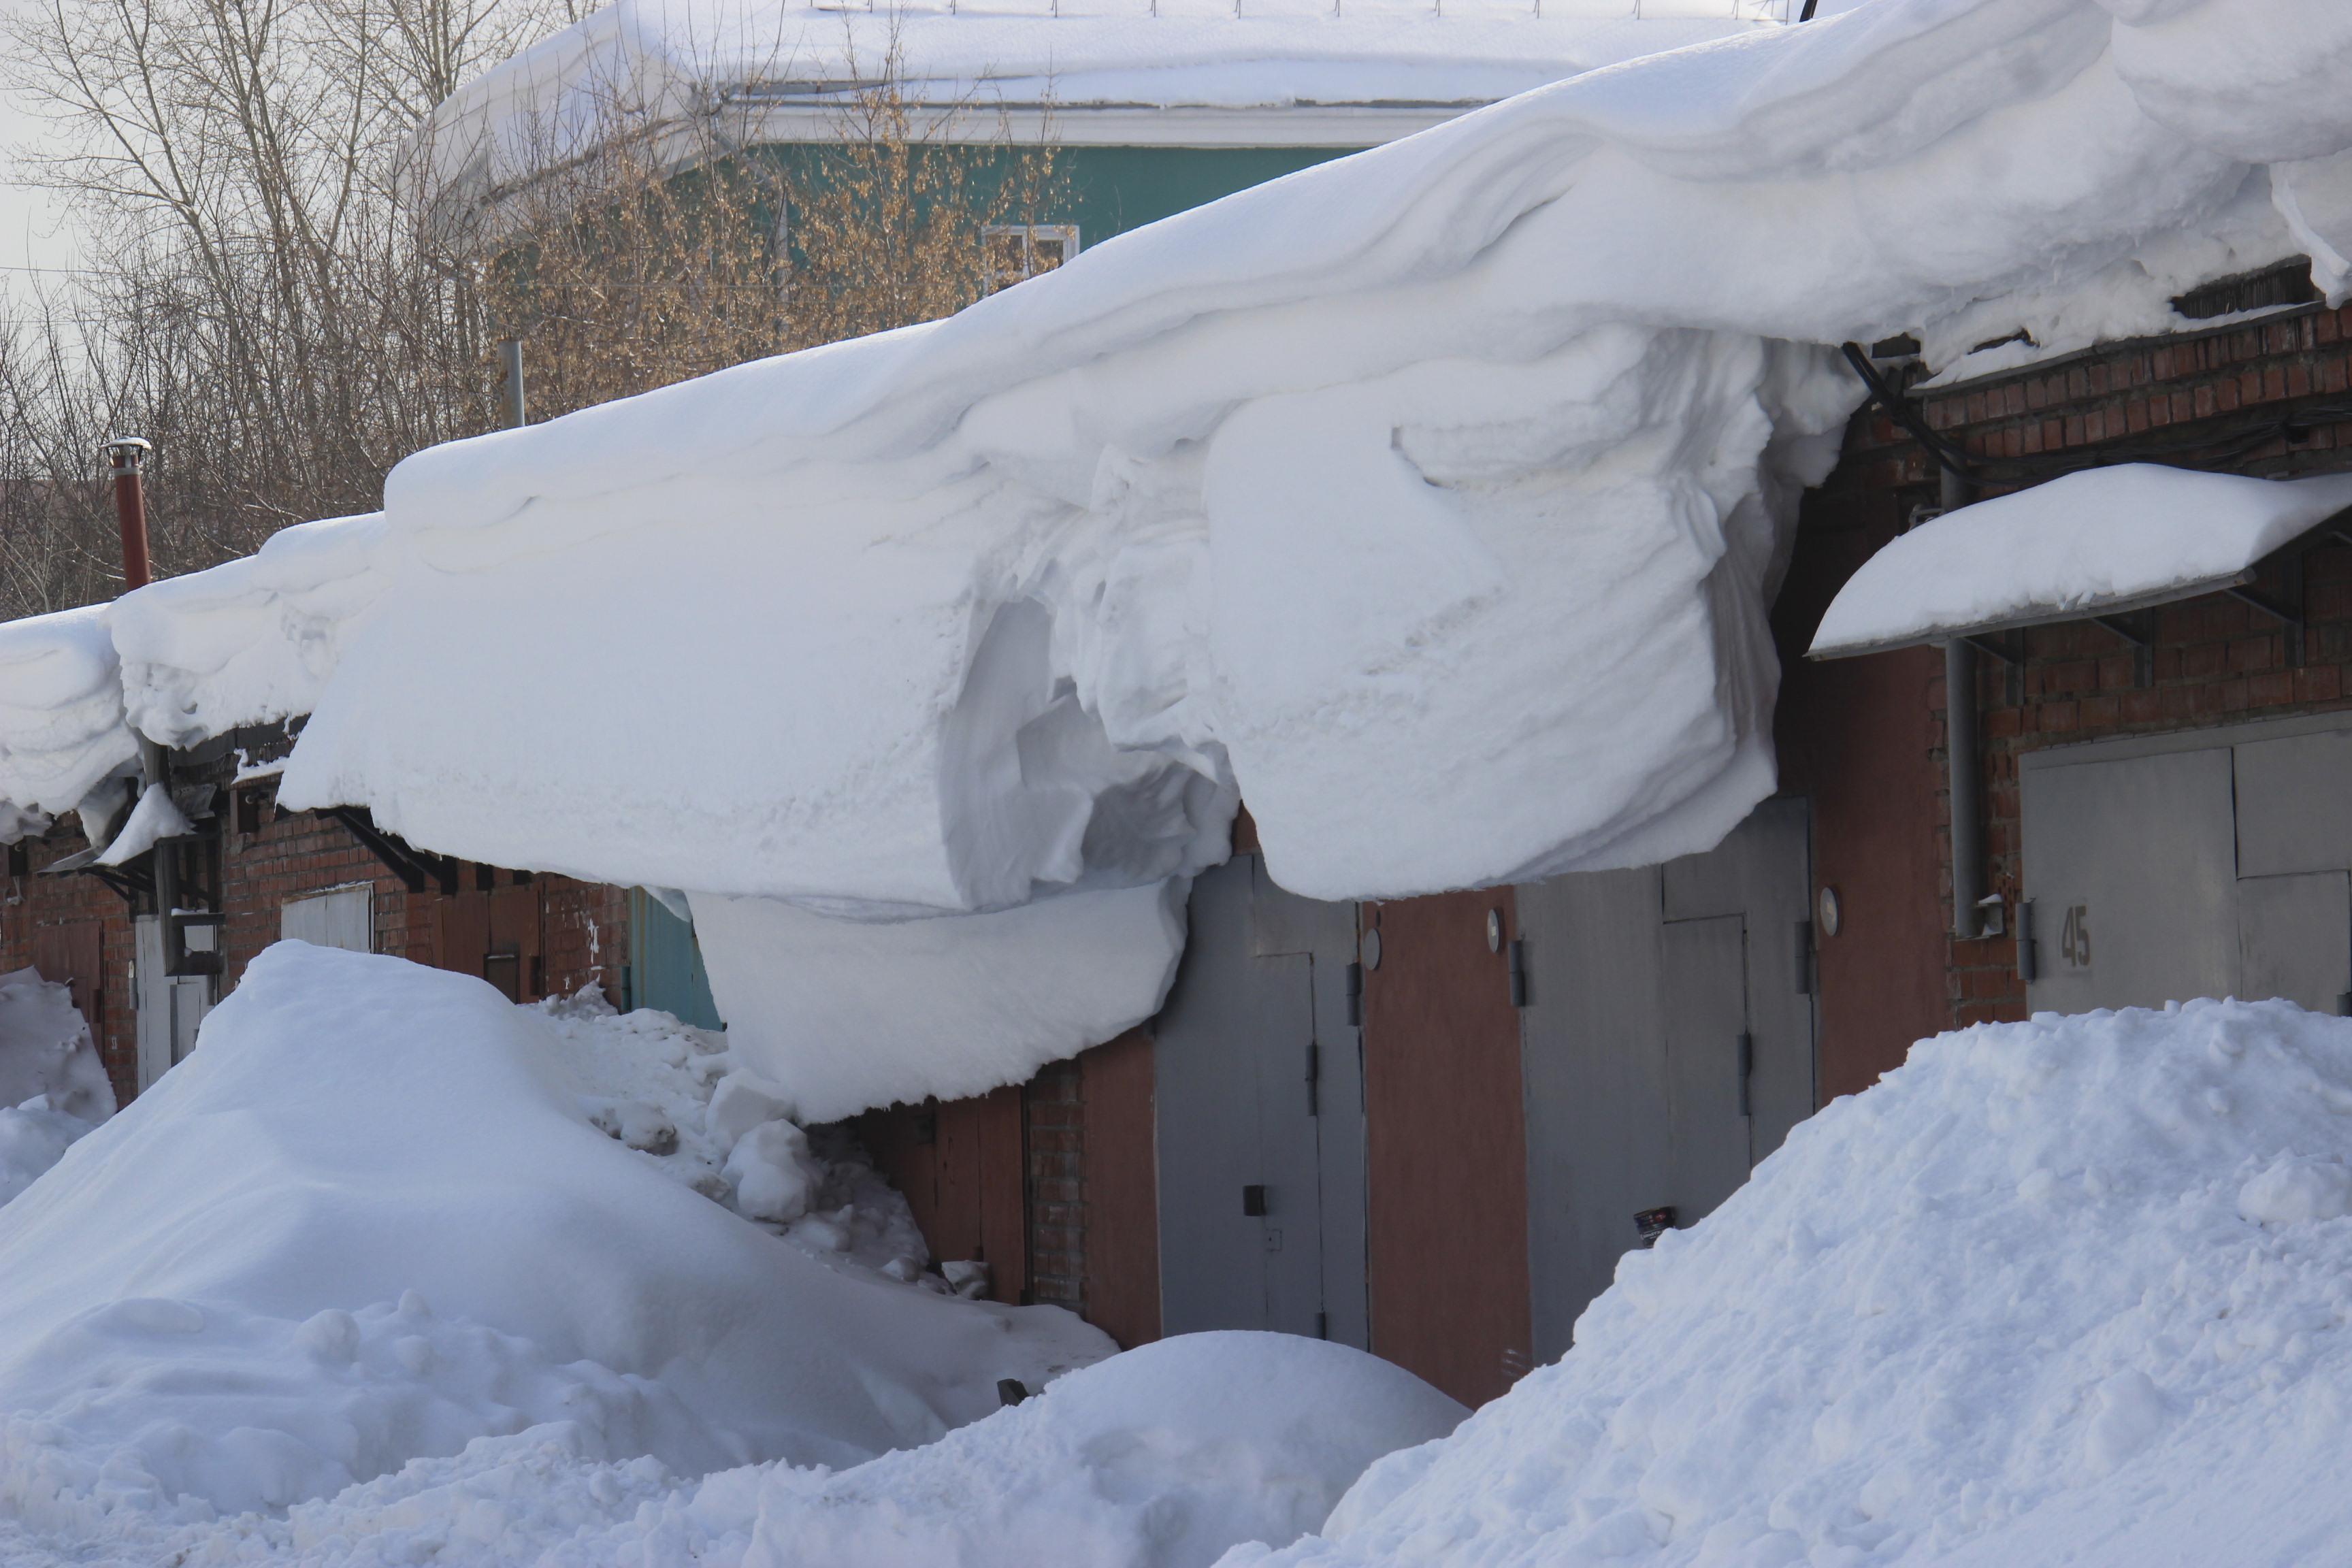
left=0, top=943, right=1109, bottom=1528
left=0, top=1332, right=1460, bottom=1566
left=1241, top=998, right=2352, bottom=1568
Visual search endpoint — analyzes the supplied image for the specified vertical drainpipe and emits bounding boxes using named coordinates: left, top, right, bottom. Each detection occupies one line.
left=501, top=340, right=527, bottom=430
left=1941, top=464, right=1982, bottom=942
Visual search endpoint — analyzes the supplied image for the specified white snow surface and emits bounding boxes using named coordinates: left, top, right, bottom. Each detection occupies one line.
left=0, top=607, right=132, bottom=822
left=1237, top=999, right=2352, bottom=1568
left=0, top=969, right=113, bottom=1126
left=417, top=0, right=1769, bottom=202
left=1810, top=464, right=2352, bottom=656
left=0, top=943, right=1111, bottom=1530
left=690, top=878, right=1186, bottom=1122
left=0, top=1332, right=1459, bottom=1568
left=109, top=512, right=389, bottom=749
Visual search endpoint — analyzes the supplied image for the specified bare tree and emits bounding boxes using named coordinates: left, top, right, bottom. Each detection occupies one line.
left=0, top=0, right=1066, bottom=618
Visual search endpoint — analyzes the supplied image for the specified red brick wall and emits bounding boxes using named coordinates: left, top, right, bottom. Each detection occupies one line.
left=220, top=781, right=626, bottom=1004
left=1, top=825, right=139, bottom=1105
left=1799, top=299, right=2352, bottom=1052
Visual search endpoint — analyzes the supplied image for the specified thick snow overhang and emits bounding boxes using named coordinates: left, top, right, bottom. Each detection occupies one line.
left=0, top=606, right=136, bottom=828
left=1808, top=466, right=2352, bottom=660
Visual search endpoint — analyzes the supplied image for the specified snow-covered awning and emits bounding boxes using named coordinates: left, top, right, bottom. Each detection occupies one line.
left=1808, top=466, right=2352, bottom=660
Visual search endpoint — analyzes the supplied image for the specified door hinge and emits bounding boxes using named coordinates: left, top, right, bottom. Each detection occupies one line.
left=1345, top=961, right=1363, bottom=1025
left=1507, top=938, right=1528, bottom=1008
left=1305, top=1040, right=1320, bottom=1117
left=1794, top=919, right=1814, bottom=995
left=1736, top=1031, right=1754, bottom=1118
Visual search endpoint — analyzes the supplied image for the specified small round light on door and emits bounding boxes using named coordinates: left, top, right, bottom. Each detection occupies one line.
left=1362, top=928, right=1382, bottom=970
left=1486, top=909, right=1503, bottom=953
left=1816, top=885, right=1842, bottom=938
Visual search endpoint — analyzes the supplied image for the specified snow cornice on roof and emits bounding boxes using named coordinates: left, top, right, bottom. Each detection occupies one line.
left=409, top=0, right=1777, bottom=214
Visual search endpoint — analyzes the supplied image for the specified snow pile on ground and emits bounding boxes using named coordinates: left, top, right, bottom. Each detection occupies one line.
left=538, top=987, right=934, bottom=1274
left=0, top=943, right=1109, bottom=1532
left=0, top=969, right=113, bottom=1129
left=0, top=1103, right=95, bottom=1210
left=0, top=1332, right=1459, bottom=1567
left=1811, top=466, right=2352, bottom=656
left=736, top=1333, right=1467, bottom=1568
left=1241, top=999, right=2352, bottom=1568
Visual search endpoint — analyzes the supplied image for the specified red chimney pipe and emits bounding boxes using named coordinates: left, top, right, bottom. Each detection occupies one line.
left=105, top=436, right=153, bottom=591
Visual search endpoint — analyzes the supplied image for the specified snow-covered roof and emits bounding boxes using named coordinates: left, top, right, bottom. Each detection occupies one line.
left=9, top=0, right=2352, bottom=1118
left=414, top=0, right=1774, bottom=209
left=1809, top=466, right=2352, bottom=659
left=0, top=605, right=134, bottom=822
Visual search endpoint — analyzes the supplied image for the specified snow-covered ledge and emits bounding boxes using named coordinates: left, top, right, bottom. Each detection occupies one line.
left=1809, top=466, right=2352, bottom=659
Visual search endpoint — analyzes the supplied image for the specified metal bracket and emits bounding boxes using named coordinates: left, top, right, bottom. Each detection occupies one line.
left=328, top=806, right=457, bottom=894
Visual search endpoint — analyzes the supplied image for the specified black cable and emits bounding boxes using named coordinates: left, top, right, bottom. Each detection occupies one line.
left=1799, top=0, right=1818, bottom=18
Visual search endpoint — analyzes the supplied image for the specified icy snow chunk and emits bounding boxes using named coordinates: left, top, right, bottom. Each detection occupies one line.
left=704, top=1069, right=797, bottom=1151
left=585, top=1096, right=679, bottom=1155
left=0, top=968, right=114, bottom=1126
left=93, top=781, right=192, bottom=867
left=2236, top=1153, right=2352, bottom=1226
left=723, top=1121, right=820, bottom=1224
left=691, top=880, right=1186, bottom=1122
left=1810, top=466, right=2352, bottom=657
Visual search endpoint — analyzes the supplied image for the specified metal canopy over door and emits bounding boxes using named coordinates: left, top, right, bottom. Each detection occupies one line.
left=1361, top=887, right=1531, bottom=1406
left=1154, top=855, right=1365, bottom=1346
left=1516, top=796, right=1817, bottom=1358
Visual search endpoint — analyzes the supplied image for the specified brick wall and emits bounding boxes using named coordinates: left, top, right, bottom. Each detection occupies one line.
left=1024, top=1057, right=1085, bottom=1313
left=1, top=825, right=140, bottom=1104
left=1803, top=299, right=2352, bottom=1039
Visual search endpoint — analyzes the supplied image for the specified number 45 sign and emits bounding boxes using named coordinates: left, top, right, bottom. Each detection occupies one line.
left=2058, top=903, right=2091, bottom=971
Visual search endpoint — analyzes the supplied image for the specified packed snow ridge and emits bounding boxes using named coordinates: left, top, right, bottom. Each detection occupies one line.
left=0, top=943, right=1465, bottom=1567
left=13, top=0, right=2352, bottom=1115
left=1245, top=999, right=2352, bottom=1568
left=12, top=966, right=2352, bottom=1565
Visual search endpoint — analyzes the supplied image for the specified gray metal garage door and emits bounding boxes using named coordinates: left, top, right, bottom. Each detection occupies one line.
left=2021, top=714, right=2352, bottom=1015
left=1516, top=796, right=1817, bottom=1358
left=1154, top=855, right=1367, bottom=1346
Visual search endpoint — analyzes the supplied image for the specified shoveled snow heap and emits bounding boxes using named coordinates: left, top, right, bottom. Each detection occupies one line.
left=1241, top=999, right=2352, bottom=1568
left=0, top=943, right=1109, bottom=1531
left=0, top=968, right=113, bottom=1208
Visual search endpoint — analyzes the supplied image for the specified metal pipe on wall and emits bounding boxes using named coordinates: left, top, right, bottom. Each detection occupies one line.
left=1940, top=465, right=1983, bottom=941
left=105, top=436, right=152, bottom=591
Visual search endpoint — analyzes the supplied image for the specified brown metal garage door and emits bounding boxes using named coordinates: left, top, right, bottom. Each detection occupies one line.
left=1361, top=889, right=1532, bottom=1406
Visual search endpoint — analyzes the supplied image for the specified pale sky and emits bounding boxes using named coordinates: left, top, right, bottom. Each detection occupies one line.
left=0, top=0, right=83, bottom=287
